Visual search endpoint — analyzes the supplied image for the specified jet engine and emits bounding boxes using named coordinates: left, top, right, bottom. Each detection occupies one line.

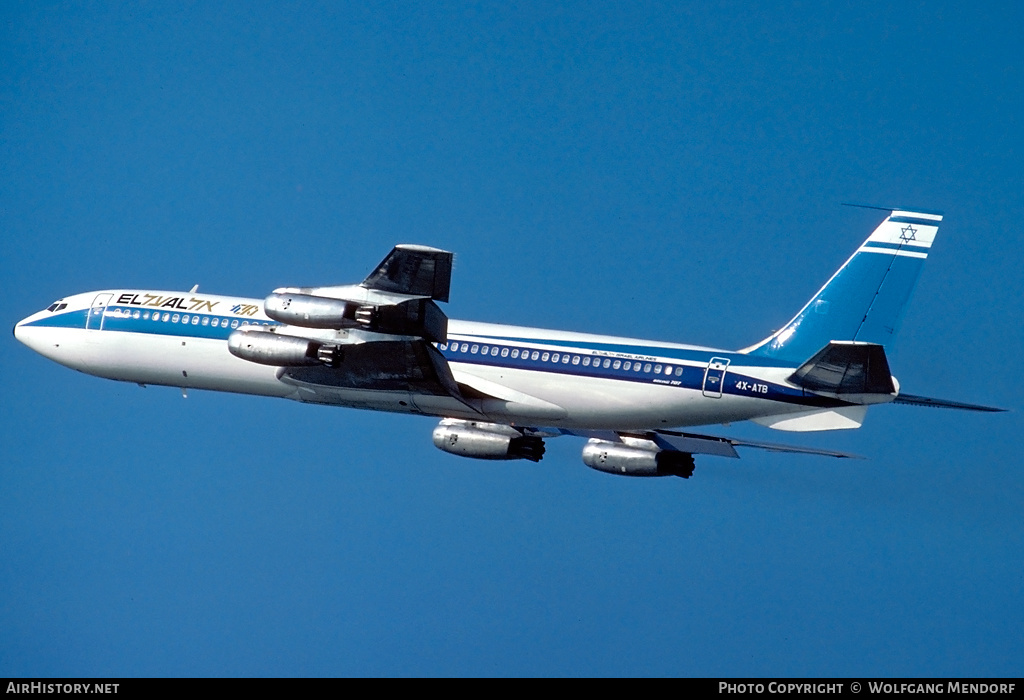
left=264, top=293, right=354, bottom=329
left=581, top=439, right=695, bottom=478
left=264, top=292, right=448, bottom=343
left=227, top=328, right=341, bottom=367
left=432, top=419, right=545, bottom=462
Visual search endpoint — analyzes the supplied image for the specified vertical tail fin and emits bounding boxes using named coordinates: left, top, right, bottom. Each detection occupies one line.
left=744, top=208, right=942, bottom=363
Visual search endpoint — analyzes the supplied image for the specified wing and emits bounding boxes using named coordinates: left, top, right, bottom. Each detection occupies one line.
left=238, top=245, right=468, bottom=403
left=553, top=427, right=861, bottom=460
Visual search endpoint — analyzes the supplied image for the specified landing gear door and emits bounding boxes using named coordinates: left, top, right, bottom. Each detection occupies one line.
left=702, top=357, right=730, bottom=398
left=86, top=293, right=113, bottom=330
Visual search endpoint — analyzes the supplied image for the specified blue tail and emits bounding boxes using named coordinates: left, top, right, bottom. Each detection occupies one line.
left=744, top=208, right=942, bottom=364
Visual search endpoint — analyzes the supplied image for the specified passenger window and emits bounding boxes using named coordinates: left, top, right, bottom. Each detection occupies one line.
left=231, top=320, right=239, bottom=329
left=571, top=356, right=579, bottom=365
left=501, top=347, right=508, bottom=357
left=480, top=345, right=488, bottom=354
left=511, top=349, right=519, bottom=358
left=132, top=310, right=140, bottom=319
left=551, top=353, right=559, bottom=363
left=491, top=347, right=499, bottom=356
left=582, top=357, right=591, bottom=366
left=172, top=314, right=180, bottom=323
left=644, top=363, right=652, bottom=372
left=654, top=364, right=662, bottom=374
left=675, top=367, right=683, bottom=376
left=541, top=352, right=550, bottom=362
left=562, top=354, right=569, bottom=364
left=471, top=345, right=479, bottom=354
left=531, top=351, right=540, bottom=361
left=202, top=317, right=209, bottom=326
left=623, top=361, right=631, bottom=370
left=613, top=360, right=621, bottom=370
left=635, top=363, right=642, bottom=372
left=192, top=316, right=200, bottom=325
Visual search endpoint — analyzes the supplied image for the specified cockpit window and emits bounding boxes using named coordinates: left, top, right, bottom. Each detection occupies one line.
left=46, top=301, right=66, bottom=312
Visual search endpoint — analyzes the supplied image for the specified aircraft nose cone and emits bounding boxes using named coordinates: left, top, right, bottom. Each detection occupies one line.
left=13, top=316, right=39, bottom=351
left=13, top=311, right=89, bottom=371
left=13, top=310, right=59, bottom=356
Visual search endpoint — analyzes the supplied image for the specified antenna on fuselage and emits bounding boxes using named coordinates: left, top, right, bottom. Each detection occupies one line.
left=189, top=284, right=199, bottom=293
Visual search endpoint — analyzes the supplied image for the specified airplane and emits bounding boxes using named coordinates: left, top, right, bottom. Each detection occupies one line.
left=13, top=206, right=1003, bottom=479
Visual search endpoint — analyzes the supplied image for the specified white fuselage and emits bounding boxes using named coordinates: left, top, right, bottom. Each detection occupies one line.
left=15, top=289, right=846, bottom=431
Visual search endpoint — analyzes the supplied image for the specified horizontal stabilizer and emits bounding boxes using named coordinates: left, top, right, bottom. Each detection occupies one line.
left=893, top=393, right=1006, bottom=412
left=789, top=341, right=894, bottom=395
left=362, top=245, right=453, bottom=302
left=751, top=405, right=867, bottom=431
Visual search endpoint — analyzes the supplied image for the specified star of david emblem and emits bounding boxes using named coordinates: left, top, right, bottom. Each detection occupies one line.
left=899, top=225, right=917, bottom=243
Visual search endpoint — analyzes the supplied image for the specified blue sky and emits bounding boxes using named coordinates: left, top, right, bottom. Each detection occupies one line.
left=2, top=2, right=1021, bottom=677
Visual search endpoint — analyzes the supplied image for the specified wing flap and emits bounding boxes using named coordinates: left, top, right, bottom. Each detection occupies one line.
left=279, top=339, right=461, bottom=396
